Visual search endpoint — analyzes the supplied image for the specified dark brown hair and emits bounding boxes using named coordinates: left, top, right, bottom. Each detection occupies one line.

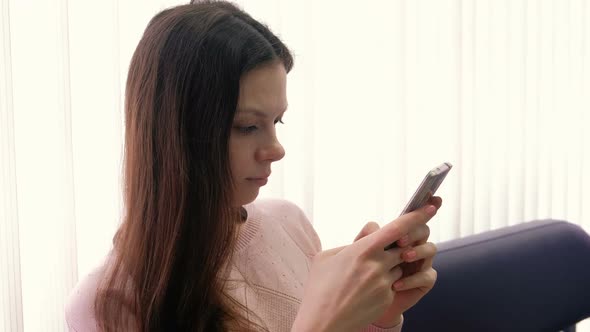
left=94, top=1, right=293, bottom=330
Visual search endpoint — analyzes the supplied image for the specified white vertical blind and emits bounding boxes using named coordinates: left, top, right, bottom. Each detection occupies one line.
left=0, top=0, right=22, bottom=330
left=0, top=0, right=589, bottom=331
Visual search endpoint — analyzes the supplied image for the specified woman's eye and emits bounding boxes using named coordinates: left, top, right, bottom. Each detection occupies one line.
left=235, top=118, right=283, bottom=134
left=238, top=125, right=258, bottom=134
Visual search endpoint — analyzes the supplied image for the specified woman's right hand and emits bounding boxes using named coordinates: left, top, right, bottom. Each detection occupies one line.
left=291, top=204, right=438, bottom=332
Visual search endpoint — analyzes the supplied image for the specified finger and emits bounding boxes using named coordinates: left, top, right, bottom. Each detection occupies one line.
left=400, top=249, right=435, bottom=278
left=411, top=197, right=439, bottom=246
left=427, top=196, right=443, bottom=210
left=362, top=204, right=437, bottom=251
left=411, top=197, right=441, bottom=246
left=393, top=268, right=438, bottom=291
left=376, top=246, right=405, bottom=271
left=388, top=265, right=404, bottom=284
left=400, top=260, right=424, bottom=278
left=402, top=242, right=437, bottom=263
left=354, top=221, right=380, bottom=242
left=421, top=256, right=434, bottom=270
left=396, top=225, right=430, bottom=248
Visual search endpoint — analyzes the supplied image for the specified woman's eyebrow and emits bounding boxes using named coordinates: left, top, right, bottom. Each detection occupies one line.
left=237, top=109, right=268, bottom=118
left=236, top=107, right=288, bottom=118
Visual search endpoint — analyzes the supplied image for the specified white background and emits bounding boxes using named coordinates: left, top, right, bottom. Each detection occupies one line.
left=1, top=0, right=589, bottom=330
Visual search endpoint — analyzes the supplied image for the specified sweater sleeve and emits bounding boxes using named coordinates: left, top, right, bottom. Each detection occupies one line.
left=267, top=199, right=322, bottom=255
left=291, top=202, right=322, bottom=254
left=361, top=316, right=404, bottom=332
left=64, top=263, right=104, bottom=332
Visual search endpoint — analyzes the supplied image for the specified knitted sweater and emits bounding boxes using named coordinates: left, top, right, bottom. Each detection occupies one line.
left=65, top=199, right=403, bottom=332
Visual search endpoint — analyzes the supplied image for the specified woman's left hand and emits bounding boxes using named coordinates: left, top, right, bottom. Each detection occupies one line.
left=353, top=196, right=441, bottom=328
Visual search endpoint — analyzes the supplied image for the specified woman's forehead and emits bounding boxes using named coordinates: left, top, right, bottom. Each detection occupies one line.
left=237, top=63, right=288, bottom=115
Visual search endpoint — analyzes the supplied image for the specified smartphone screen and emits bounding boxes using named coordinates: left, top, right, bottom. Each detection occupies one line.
left=384, top=162, right=452, bottom=250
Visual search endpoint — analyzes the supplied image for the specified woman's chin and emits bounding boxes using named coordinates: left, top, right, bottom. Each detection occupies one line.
left=232, top=189, right=259, bottom=207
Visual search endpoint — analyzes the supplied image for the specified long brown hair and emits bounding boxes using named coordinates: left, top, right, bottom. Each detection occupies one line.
left=94, top=2, right=293, bottom=330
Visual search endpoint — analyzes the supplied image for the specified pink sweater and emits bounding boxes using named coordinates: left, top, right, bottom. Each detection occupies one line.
left=65, top=199, right=403, bottom=332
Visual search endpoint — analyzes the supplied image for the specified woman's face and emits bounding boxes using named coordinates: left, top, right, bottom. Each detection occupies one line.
left=229, top=62, right=287, bottom=206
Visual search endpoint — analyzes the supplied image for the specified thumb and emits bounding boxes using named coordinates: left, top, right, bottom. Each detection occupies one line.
left=354, top=221, right=381, bottom=242
left=317, top=245, right=348, bottom=258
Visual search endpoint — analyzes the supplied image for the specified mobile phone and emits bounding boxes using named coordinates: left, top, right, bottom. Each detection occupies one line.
left=384, top=162, right=453, bottom=250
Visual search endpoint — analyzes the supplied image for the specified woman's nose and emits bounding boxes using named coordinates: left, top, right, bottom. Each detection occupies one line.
left=256, top=139, right=285, bottom=162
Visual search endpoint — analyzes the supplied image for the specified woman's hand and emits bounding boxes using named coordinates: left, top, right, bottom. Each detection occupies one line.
left=396, top=196, right=442, bottom=277
left=292, top=204, right=439, bottom=332
left=358, top=196, right=442, bottom=329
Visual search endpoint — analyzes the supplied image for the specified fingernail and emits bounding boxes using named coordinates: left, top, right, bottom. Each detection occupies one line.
left=398, top=235, right=409, bottom=246
left=426, top=205, right=436, bottom=216
left=405, top=250, right=416, bottom=259
left=394, top=280, right=404, bottom=289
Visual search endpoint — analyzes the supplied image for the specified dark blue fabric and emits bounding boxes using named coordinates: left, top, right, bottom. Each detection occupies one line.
left=403, top=220, right=590, bottom=332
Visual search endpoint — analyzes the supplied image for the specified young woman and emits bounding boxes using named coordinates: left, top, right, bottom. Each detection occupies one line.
left=65, top=1, right=441, bottom=331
